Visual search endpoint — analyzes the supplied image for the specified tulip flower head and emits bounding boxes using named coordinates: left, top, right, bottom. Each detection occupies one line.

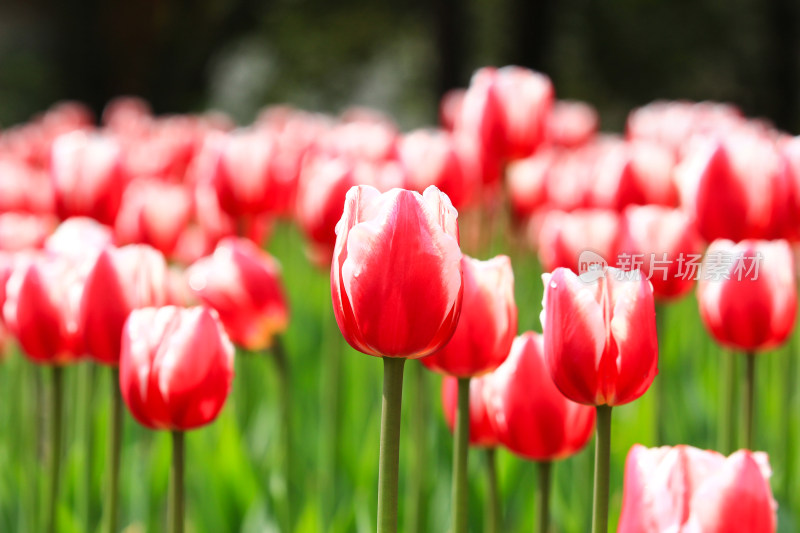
left=484, top=331, right=595, bottom=461
left=618, top=444, right=776, bottom=533
left=331, top=185, right=463, bottom=358
left=541, top=266, right=658, bottom=406
left=188, top=237, right=289, bottom=350
left=80, top=244, right=170, bottom=365
left=697, top=239, right=797, bottom=351
left=119, top=306, right=235, bottom=431
left=422, top=254, right=516, bottom=377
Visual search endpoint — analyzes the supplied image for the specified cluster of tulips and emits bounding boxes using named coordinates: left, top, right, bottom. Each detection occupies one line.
left=0, top=63, right=795, bottom=532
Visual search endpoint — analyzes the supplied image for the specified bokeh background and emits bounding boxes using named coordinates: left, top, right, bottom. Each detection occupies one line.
left=1, top=1, right=800, bottom=532
left=1, top=0, right=798, bottom=131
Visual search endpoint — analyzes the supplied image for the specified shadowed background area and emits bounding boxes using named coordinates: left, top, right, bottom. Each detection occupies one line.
left=1, top=0, right=798, bottom=131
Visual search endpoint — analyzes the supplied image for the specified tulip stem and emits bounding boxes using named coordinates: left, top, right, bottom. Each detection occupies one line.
left=719, top=354, right=738, bottom=454
left=406, top=362, right=428, bottom=533
left=452, top=376, right=471, bottom=533
left=271, top=336, right=292, bottom=531
left=377, top=357, right=406, bottom=533
left=486, top=448, right=501, bottom=533
left=744, top=352, right=756, bottom=450
left=536, top=460, right=552, bottom=533
left=654, top=303, right=666, bottom=445
left=592, top=405, right=612, bottom=533
left=47, top=366, right=64, bottom=533
left=107, top=368, right=123, bottom=533
left=169, top=430, right=185, bottom=533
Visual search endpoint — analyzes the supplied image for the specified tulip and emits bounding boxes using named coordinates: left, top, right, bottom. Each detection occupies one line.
left=114, top=179, right=193, bottom=257
left=546, top=100, right=598, bottom=148
left=119, top=305, right=235, bottom=533
left=0, top=157, right=55, bottom=214
left=535, top=209, right=621, bottom=274
left=50, top=131, right=127, bottom=225
left=541, top=266, right=658, bottom=533
left=484, top=331, right=596, bottom=533
left=422, top=254, right=516, bottom=378
left=331, top=184, right=462, bottom=533
left=0, top=212, right=55, bottom=252
left=506, top=149, right=555, bottom=220
left=676, top=132, right=792, bottom=242
left=618, top=444, right=776, bottom=533
left=212, top=129, right=279, bottom=216
left=44, top=217, right=114, bottom=262
left=3, top=252, right=87, bottom=533
left=697, top=239, right=796, bottom=449
left=618, top=205, right=703, bottom=300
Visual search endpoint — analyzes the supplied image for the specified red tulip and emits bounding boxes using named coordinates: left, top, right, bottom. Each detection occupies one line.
left=546, top=100, right=598, bottom=148
left=541, top=266, right=658, bottom=406
left=422, top=254, right=516, bottom=377
left=114, top=178, right=193, bottom=256
left=676, top=132, right=792, bottom=242
left=0, top=212, right=55, bottom=252
left=618, top=205, right=703, bottom=300
left=398, top=129, right=479, bottom=210
left=0, top=157, right=55, bottom=214
left=441, top=375, right=498, bottom=447
left=44, top=217, right=114, bottom=261
left=119, top=305, right=235, bottom=431
left=2, top=254, right=85, bottom=364
left=50, top=131, right=127, bottom=225
left=697, top=239, right=796, bottom=351
left=331, top=185, right=463, bottom=358
left=80, top=245, right=170, bottom=365
left=618, top=444, right=776, bottom=533
left=535, top=209, right=621, bottom=274
left=506, top=148, right=556, bottom=219
left=483, top=332, right=595, bottom=461
left=187, top=237, right=289, bottom=350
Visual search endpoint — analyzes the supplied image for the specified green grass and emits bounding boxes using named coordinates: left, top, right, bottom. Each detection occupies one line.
left=0, top=220, right=798, bottom=532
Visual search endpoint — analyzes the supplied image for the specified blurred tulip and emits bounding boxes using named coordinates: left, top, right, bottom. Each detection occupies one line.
left=3, top=254, right=85, bottom=364
left=114, top=179, right=193, bottom=256
left=119, top=305, right=234, bottom=431
left=535, top=209, right=621, bottom=274
left=422, top=254, right=516, bottom=377
left=44, top=217, right=114, bottom=261
left=331, top=185, right=463, bottom=359
left=697, top=239, right=796, bottom=351
left=50, top=131, right=127, bottom=225
left=546, top=100, right=598, bottom=148
left=0, top=157, right=55, bottom=214
left=618, top=444, right=776, bottom=533
left=398, top=129, right=478, bottom=209
left=541, top=266, right=658, bottom=406
left=0, top=212, right=55, bottom=251
left=440, top=89, right=466, bottom=131
left=506, top=149, right=556, bottom=219
left=484, top=332, right=595, bottom=461
left=618, top=205, right=703, bottom=300
left=80, top=245, right=170, bottom=365
left=441, top=375, right=498, bottom=447
left=676, top=132, right=792, bottom=242
left=187, top=237, right=289, bottom=350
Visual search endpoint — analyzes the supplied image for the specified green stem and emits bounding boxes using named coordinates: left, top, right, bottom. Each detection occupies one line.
left=485, top=448, right=500, bottom=533
left=271, top=336, right=292, bottom=531
left=654, top=303, right=666, bottom=445
left=719, top=353, right=737, bottom=454
left=47, top=366, right=64, bottom=533
left=107, top=368, right=123, bottom=533
left=83, top=364, right=97, bottom=530
left=169, top=431, right=185, bottom=533
left=377, top=357, right=406, bottom=533
left=406, top=362, right=427, bottom=533
left=535, top=461, right=552, bottom=533
left=452, top=377, right=471, bottom=533
left=783, top=345, right=796, bottom=500
left=592, top=405, right=612, bottom=533
left=744, top=352, right=756, bottom=450
left=318, top=317, right=341, bottom=527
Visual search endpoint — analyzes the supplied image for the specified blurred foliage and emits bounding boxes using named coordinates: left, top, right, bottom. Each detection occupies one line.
left=0, top=0, right=798, bottom=131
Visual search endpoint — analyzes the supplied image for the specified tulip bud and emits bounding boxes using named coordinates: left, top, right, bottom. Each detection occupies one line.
left=618, top=444, right=776, bottom=533
left=331, top=185, right=463, bottom=358
left=541, top=267, right=658, bottom=406
left=3, top=254, right=86, bottom=364
left=119, top=306, right=235, bottom=431
left=80, top=245, right=170, bottom=365
left=484, top=332, right=595, bottom=461
left=422, top=254, right=516, bottom=377
left=697, top=239, right=797, bottom=351
left=187, top=237, right=289, bottom=350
